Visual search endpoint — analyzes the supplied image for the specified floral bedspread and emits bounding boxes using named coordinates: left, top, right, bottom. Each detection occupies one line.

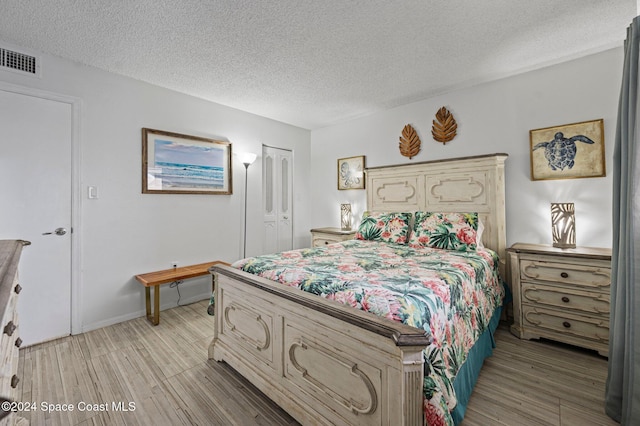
left=232, top=239, right=504, bottom=426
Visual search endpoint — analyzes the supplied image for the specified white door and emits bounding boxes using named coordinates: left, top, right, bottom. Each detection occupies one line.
left=262, top=146, right=293, bottom=254
left=0, top=89, right=73, bottom=345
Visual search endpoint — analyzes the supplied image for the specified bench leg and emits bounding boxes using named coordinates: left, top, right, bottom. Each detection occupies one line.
left=145, top=285, right=160, bottom=326
left=145, top=287, right=151, bottom=318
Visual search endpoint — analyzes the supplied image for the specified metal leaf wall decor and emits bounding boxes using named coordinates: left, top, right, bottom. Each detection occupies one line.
left=399, top=124, right=421, bottom=159
left=432, top=107, right=457, bottom=144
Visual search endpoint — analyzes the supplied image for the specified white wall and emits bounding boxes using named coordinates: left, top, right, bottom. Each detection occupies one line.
left=311, top=47, right=623, bottom=249
left=0, top=42, right=622, bottom=333
left=0, top=45, right=311, bottom=331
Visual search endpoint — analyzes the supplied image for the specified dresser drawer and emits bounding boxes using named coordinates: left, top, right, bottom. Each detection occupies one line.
left=0, top=283, right=18, bottom=367
left=520, top=259, right=610, bottom=290
left=509, top=243, right=611, bottom=356
left=0, top=241, right=28, bottom=426
left=0, top=291, right=20, bottom=401
left=521, top=282, right=610, bottom=315
left=522, top=305, right=608, bottom=343
left=0, top=347, right=19, bottom=397
left=313, top=236, right=341, bottom=247
left=310, top=228, right=356, bottom=248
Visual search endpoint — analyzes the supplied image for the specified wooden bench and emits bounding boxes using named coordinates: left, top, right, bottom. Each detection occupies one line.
left=135, top=261, right=230, bottom=325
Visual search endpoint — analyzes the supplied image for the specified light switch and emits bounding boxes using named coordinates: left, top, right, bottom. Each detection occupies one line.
left=88, top=186, right=99, bottom=199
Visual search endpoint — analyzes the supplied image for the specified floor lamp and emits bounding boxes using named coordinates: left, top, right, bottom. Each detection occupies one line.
left=237, top=152, right=257, bottom=258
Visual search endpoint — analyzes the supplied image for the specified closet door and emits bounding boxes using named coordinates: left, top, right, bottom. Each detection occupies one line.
left=262, top=146, right=293, bottom=254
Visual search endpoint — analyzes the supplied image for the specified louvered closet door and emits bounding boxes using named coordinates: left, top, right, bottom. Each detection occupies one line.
left=262, top=146, right=293, bottom=254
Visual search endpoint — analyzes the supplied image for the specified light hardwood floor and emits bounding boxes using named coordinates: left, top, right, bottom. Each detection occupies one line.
left=463, top=328, right=616, bottom=426
left=13, top=300, right=615, bottom=426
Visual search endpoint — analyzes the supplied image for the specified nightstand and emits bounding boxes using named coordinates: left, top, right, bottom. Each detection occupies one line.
left=310, top=227, right=356, bottom=247
left=508, top=243, right=611, bottom=357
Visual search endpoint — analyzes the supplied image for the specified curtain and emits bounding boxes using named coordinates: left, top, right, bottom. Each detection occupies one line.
left=606, top=15, right=640, bottom=424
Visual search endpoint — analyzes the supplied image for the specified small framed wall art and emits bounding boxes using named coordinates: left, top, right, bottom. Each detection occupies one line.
left=142, top=128, right=232, bottom=194
left=529, top=119, right=605, bottom=181
left=337, top=155, right=365, bottom=190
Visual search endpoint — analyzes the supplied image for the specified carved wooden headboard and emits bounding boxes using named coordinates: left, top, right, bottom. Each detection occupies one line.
left=365, top=153, right=508, bottom=277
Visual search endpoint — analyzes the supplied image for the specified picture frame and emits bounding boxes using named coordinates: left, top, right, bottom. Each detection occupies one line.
left=337, top=155, right=365, bottom=190
left=142, top=128, right=232, bottom=194
left=530, top=119, right=605, bottom=181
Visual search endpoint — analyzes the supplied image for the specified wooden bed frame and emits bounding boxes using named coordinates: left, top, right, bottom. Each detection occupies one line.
left=209, top=153, right=508, bottom=425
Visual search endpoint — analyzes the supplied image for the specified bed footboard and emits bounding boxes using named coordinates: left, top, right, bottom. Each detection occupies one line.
left=209, top=265, right=430, bottom=426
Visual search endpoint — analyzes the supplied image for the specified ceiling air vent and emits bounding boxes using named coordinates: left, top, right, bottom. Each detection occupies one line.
left=0, top=47, right=40, bottom=76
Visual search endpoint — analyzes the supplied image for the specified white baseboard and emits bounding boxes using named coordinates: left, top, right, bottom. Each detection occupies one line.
left=79, top=291, right=212, bottom=334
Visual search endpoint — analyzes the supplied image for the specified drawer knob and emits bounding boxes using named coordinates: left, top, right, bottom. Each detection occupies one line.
left=562, top=321, right=571, bottom=328
left=15, top=337, right=22, bottom=348
left=324, top=241, right=329, bottom=245
left=14, top=284, right=22, bottom=294
left=3, top=321, right=16, bottom=336
left=560, top=272, right=569, bottom=278
left=561, top=296, right=570, bottom=303
left=10, top=375, right=19, bottom=389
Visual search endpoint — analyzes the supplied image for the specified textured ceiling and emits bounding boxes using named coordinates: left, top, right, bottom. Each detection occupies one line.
left=0, top=1, right=636, bottom=129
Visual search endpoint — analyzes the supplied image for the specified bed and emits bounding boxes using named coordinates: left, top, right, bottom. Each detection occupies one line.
left=209, top=153, right=508, bottom=425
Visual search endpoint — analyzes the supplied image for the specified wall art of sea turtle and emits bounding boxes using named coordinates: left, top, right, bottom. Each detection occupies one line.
left=533, top=132, right=594, bottom=171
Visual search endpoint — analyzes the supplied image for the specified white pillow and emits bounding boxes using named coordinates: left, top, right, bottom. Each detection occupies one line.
left=476, top=218, right=485, bottom=248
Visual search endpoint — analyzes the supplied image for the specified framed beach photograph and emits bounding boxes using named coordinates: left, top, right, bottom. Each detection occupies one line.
left=337, top=155, right=365, bottom=190
left=530, top=119, right=605, bottom=181
left=142, top=128, right=232, bottom=194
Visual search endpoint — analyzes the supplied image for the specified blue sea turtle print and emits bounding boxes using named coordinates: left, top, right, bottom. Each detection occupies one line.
left=533, top=132, right=594, bottom=171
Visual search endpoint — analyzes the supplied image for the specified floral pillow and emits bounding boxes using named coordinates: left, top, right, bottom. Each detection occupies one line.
left=409, top=212, right=479, bottom=251
left=355, top=212, right=412, bottom=245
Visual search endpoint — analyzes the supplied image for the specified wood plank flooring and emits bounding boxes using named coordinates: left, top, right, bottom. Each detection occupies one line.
left=13, top=300, right=615, bottom=425
left=463, top=328, right=616, bottom=426
left=15, top=300, right=296, bottom=426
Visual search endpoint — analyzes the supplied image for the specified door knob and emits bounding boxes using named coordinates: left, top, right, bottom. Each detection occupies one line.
left=43, top=227, right=67, bottom=236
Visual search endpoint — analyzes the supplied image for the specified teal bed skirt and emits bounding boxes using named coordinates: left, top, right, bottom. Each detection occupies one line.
left=451, top=283, right=510, bottom=424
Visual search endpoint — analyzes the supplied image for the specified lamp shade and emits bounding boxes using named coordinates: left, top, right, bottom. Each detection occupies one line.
left=340, top=203, right=352, bottom=230
left=236, top=151, right=257, bottom=166
left=551, top=203, right=576, bottom=249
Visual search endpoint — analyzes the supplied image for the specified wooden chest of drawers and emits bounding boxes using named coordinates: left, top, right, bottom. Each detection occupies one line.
left=508, top=243, right=611, bottom=357
left=0, top=240, right=28, bottom=426
left=310, top=227, right=356, bottom=247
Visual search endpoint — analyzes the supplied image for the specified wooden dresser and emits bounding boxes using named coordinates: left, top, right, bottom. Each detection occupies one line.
left=508, top=243, right=611, bottom=357
left=310, top=227, right=356, bottom=247
left=0, top=240, right=28, bottom=426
